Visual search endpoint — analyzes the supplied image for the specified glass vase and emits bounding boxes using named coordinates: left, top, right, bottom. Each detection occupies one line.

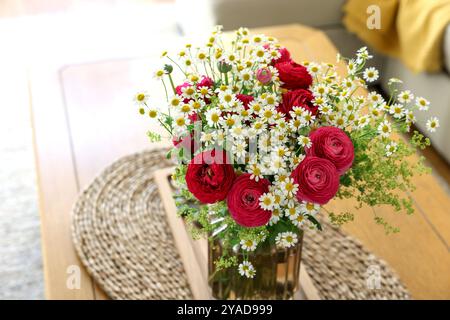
left=208, top=230, right=304, bottom=300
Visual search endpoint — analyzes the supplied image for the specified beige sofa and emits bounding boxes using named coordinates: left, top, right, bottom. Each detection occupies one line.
left=175, top=0, right=450, bottom=163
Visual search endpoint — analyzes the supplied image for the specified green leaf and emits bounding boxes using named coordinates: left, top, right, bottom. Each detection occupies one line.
left=307, top=215, right=322, bottom=231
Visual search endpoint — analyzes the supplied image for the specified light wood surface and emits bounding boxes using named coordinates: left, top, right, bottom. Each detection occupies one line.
left=30, top=24, right=450, bottom=300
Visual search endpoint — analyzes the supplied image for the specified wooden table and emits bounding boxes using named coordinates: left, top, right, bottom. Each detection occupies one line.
left=30, top=24, right=450, bottom=300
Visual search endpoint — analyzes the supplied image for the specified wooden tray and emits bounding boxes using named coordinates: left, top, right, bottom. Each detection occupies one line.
left=154, top=167, right=321, bottom=300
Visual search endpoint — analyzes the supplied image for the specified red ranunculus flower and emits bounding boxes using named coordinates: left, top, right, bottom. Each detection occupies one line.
left=197, top=76, right=214, bottom=88
left=278, top=89, right=318, bottom=117
left=275, top=61, right=312, bottom=90
left=227, top=174, right=272, bottom=227
left=236, top=94, right=254, bottom=109
left=274, top=47, right=291, bottom=64
left=186, top=150, right=235, bottom=204
left=291, top=156, right=340, bottom=205
left=306, top=126, right=354, bottom=175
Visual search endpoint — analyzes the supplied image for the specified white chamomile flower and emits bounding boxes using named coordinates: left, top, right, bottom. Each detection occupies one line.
left=180, top=85, right=195, bottom=99
left=200, top=131, right=214, bottom=146
left=367, top=92, right=384, bottom=106
left=179, top=103, right=194, bottom=115
left=260, top=106, right=277, bottom=123
left=369, top=105, right=383, bottom=119
left=307, top=62, right=321, bottom=75
left=240, top=239, right=257, bottom=252
left=183, top=58, right=193, bottom=68
left=269, top=208, right=281, bottom=225
left=426, top=117, right=439, bottom=133
left=239, top=69, right=253, bottom=85
left=263, top=94, right=278, bottom=106
left=313, top=84, right=329, bottom=97
left=152, top=69, right=165, bottom=80
left=363, top=67, right=379, bottom=82
left=405, top=110, right=416, bottom=124
left=238, top=261, right=256, bottom=278
left=173, top=115, right=187, bottom=131
left=285, top=203, right=301, bottom=220
left=212, top=129, right=226, bottom=145
left=206, top=108, right=221, bottom=127
left=318, top=104, right=332, bottom=115
left=298, top=135, right=312, bottom=148
left=252, top=34, right=265, bottom=45
left=388, top=78, right=403, bottom=86
left=258, top=134, right=271, bottom=152
left=190, top=99, right=205, bottom=111
left=219, top=91, right=237, bottom=108
left=221, top=114, right=239, bottom=127
left=169, top=95, right=182, bottom=108
left=275, top=233, right=284, bottom=247
left=385, top=142, right=398, bottom=157
left=378, top=119, right=392, bottom=138
left=291, top=213, right=306, bottom=227
left=248, top=100, right=262, bottom=114
left=231, top=125, right=246, bottom=139
left=268, top=156, right=287, bottom=174
left=347, top=59, right=357, bottom=75
left=197, top=86, right=213, bottom=99
left=312, top=95, right=327, bottom=107
left=333, top=115, right=346, bottom=128
left=283, top=231, right=298, bottom=248
left=248, top=163, right=263, bottom=181
left=398, top=90, right=414, bottom=104
left=134, top=91, right=150, bottom=106
left=259, top=193, right=275, bottom=211
left=357, top=115, right=370, bottom=128
left=177, top=50, right=187, bottom=59
left=300, top=201, right=320, bottom=215
left=274, top=145, right=291, bottom=159
left=281, top=178, right=299, bottom=198
left=389, top=103, right=404, bottom=119
left=196, top=50, right=208, bottom=61
left=252, top=46, right=270, bottom=62
left=224, top=52, right=238, bottom=64
left=232, top=140, right=247, bottom=159
left=357, top=46, right=373, bottom=60
left=342, top=78, right=355, bottom=90
left=416, top=97, right=430, bottom=111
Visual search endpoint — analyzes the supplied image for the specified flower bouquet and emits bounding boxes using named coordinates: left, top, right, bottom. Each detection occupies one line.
left=135, top=26, right=438, bottom=299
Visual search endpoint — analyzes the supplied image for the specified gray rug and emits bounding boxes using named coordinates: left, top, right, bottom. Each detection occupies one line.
left=0, top=88, right=44, bottom=300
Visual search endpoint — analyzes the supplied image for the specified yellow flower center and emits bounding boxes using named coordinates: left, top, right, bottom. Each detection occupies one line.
left=226, top=118, right=235, bottom=126
left=171, top=98, right=180, bottom=107
left=181, top=104, right=191, bottom=113
left=264, top=110, right=273, bottom=118
left=137, top=93, right=145, bottom=101
left=176, top=118, right=185, bottom=126
left=211, top=113, right=220, bottom=122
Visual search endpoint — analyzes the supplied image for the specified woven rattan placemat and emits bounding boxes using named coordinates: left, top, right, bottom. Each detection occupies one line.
left=72, top=148, right=410, bottom=300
